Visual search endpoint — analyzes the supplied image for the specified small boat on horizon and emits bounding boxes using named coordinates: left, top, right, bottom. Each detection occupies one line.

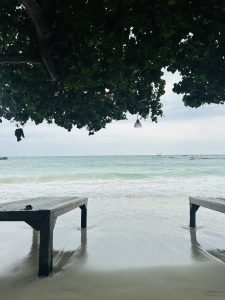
left=156, top=153, right=162, bottom=157
left=190, top=155, right=197, bottom=160
left=0, top=157, right=8, bottom=160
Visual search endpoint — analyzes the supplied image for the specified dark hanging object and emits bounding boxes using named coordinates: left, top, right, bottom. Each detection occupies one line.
left=15, top=128, right=25, bottom=142
left=25, top=205, right=33, bottom=210
left=134, top=118, right=142, bottom=128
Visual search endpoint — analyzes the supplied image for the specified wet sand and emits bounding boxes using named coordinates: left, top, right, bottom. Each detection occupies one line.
left=0, top=196, right=225, bottom=299
left=2, top=263, right=225, bottom=300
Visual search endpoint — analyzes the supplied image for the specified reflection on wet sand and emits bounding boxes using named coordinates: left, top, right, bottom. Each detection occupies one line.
left=190, top=228, right=208, bottom=262
left=22, top=228, right=88, bottom=275
left=1, top=226, right=225, bottom=300
left=190, top=228, right=225, bottom=263
left=53, top=229, right=88, bottom=273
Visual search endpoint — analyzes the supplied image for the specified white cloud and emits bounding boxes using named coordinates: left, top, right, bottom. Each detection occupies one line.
left=1, top=115, right=225, bottom=156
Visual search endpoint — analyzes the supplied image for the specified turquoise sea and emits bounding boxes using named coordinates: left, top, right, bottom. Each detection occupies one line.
left=0, top=155, right=225, bottom=203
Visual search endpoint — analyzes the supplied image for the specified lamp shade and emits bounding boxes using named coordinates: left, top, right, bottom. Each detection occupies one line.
left=134, top=119, right=142, bottom=128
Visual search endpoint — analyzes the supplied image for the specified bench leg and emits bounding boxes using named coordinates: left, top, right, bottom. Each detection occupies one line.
left=189, top=203, right=200, bottom=228
left=79, top=204, right=87, bottom=229
left=39, top=214, right=54, bottom=276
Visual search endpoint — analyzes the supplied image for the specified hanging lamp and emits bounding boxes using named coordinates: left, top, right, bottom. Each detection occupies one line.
left=134, top=114, right=142, bottom=128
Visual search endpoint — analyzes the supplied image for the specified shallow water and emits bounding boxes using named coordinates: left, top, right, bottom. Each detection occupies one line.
left=1, top=155, right=225, bottom=203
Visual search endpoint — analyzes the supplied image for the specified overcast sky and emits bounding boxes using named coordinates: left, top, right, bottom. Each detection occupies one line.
left=1, top=71, right=225, bottom=156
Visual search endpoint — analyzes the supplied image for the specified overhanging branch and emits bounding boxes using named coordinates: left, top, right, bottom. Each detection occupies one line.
left=0, top=56, right=42, bottom=64
left=20, top=0, right=58, bottom=82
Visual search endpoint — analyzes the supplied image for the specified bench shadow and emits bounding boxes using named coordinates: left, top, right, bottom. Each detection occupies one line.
left=53, top=229, right=88, bottom=274
left=190, top=228, right=225, bottom=263
left=23, top=228, right=88, bottom=275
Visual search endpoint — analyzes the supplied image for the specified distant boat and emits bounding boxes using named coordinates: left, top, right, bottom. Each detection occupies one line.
left=190, top=155, right=197, bottom=160
left=0, top=157, right=8, bottom=160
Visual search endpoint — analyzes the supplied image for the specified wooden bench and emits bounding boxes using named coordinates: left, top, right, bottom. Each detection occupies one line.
left=189, top=196, right=225, bottom=228
left=0, top=196, right=88, bottom=276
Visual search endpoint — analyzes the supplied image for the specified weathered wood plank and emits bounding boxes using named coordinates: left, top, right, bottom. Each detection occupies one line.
left=52, top=198, right=88, bottom=217
left=0, top=196, right=87, bottom=213
left=189, top=197, right=225, bottom=214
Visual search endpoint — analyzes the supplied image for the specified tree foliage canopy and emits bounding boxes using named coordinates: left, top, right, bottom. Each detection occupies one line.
left=0, top=0, right=225, bottom=140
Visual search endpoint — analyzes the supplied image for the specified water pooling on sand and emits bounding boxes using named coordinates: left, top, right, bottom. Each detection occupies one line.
left=0, top=155, right=225, bottom=299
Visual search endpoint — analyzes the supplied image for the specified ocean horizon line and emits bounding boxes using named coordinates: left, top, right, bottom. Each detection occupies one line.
left=2, top=153, right=225, bottom=158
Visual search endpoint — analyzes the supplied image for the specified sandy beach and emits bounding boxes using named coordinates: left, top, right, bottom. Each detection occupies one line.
left=0, top=194, right=225, bottom=300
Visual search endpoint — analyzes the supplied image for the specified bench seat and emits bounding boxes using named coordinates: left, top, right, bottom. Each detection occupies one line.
left=0, top=196, right=88, bottom=276
left=189, top=196, right=225, bottom=228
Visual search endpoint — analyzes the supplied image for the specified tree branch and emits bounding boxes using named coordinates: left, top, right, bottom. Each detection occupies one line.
left=20, top=0, right=58, bottom=82
left=0, top=56, right=42, bottom=64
